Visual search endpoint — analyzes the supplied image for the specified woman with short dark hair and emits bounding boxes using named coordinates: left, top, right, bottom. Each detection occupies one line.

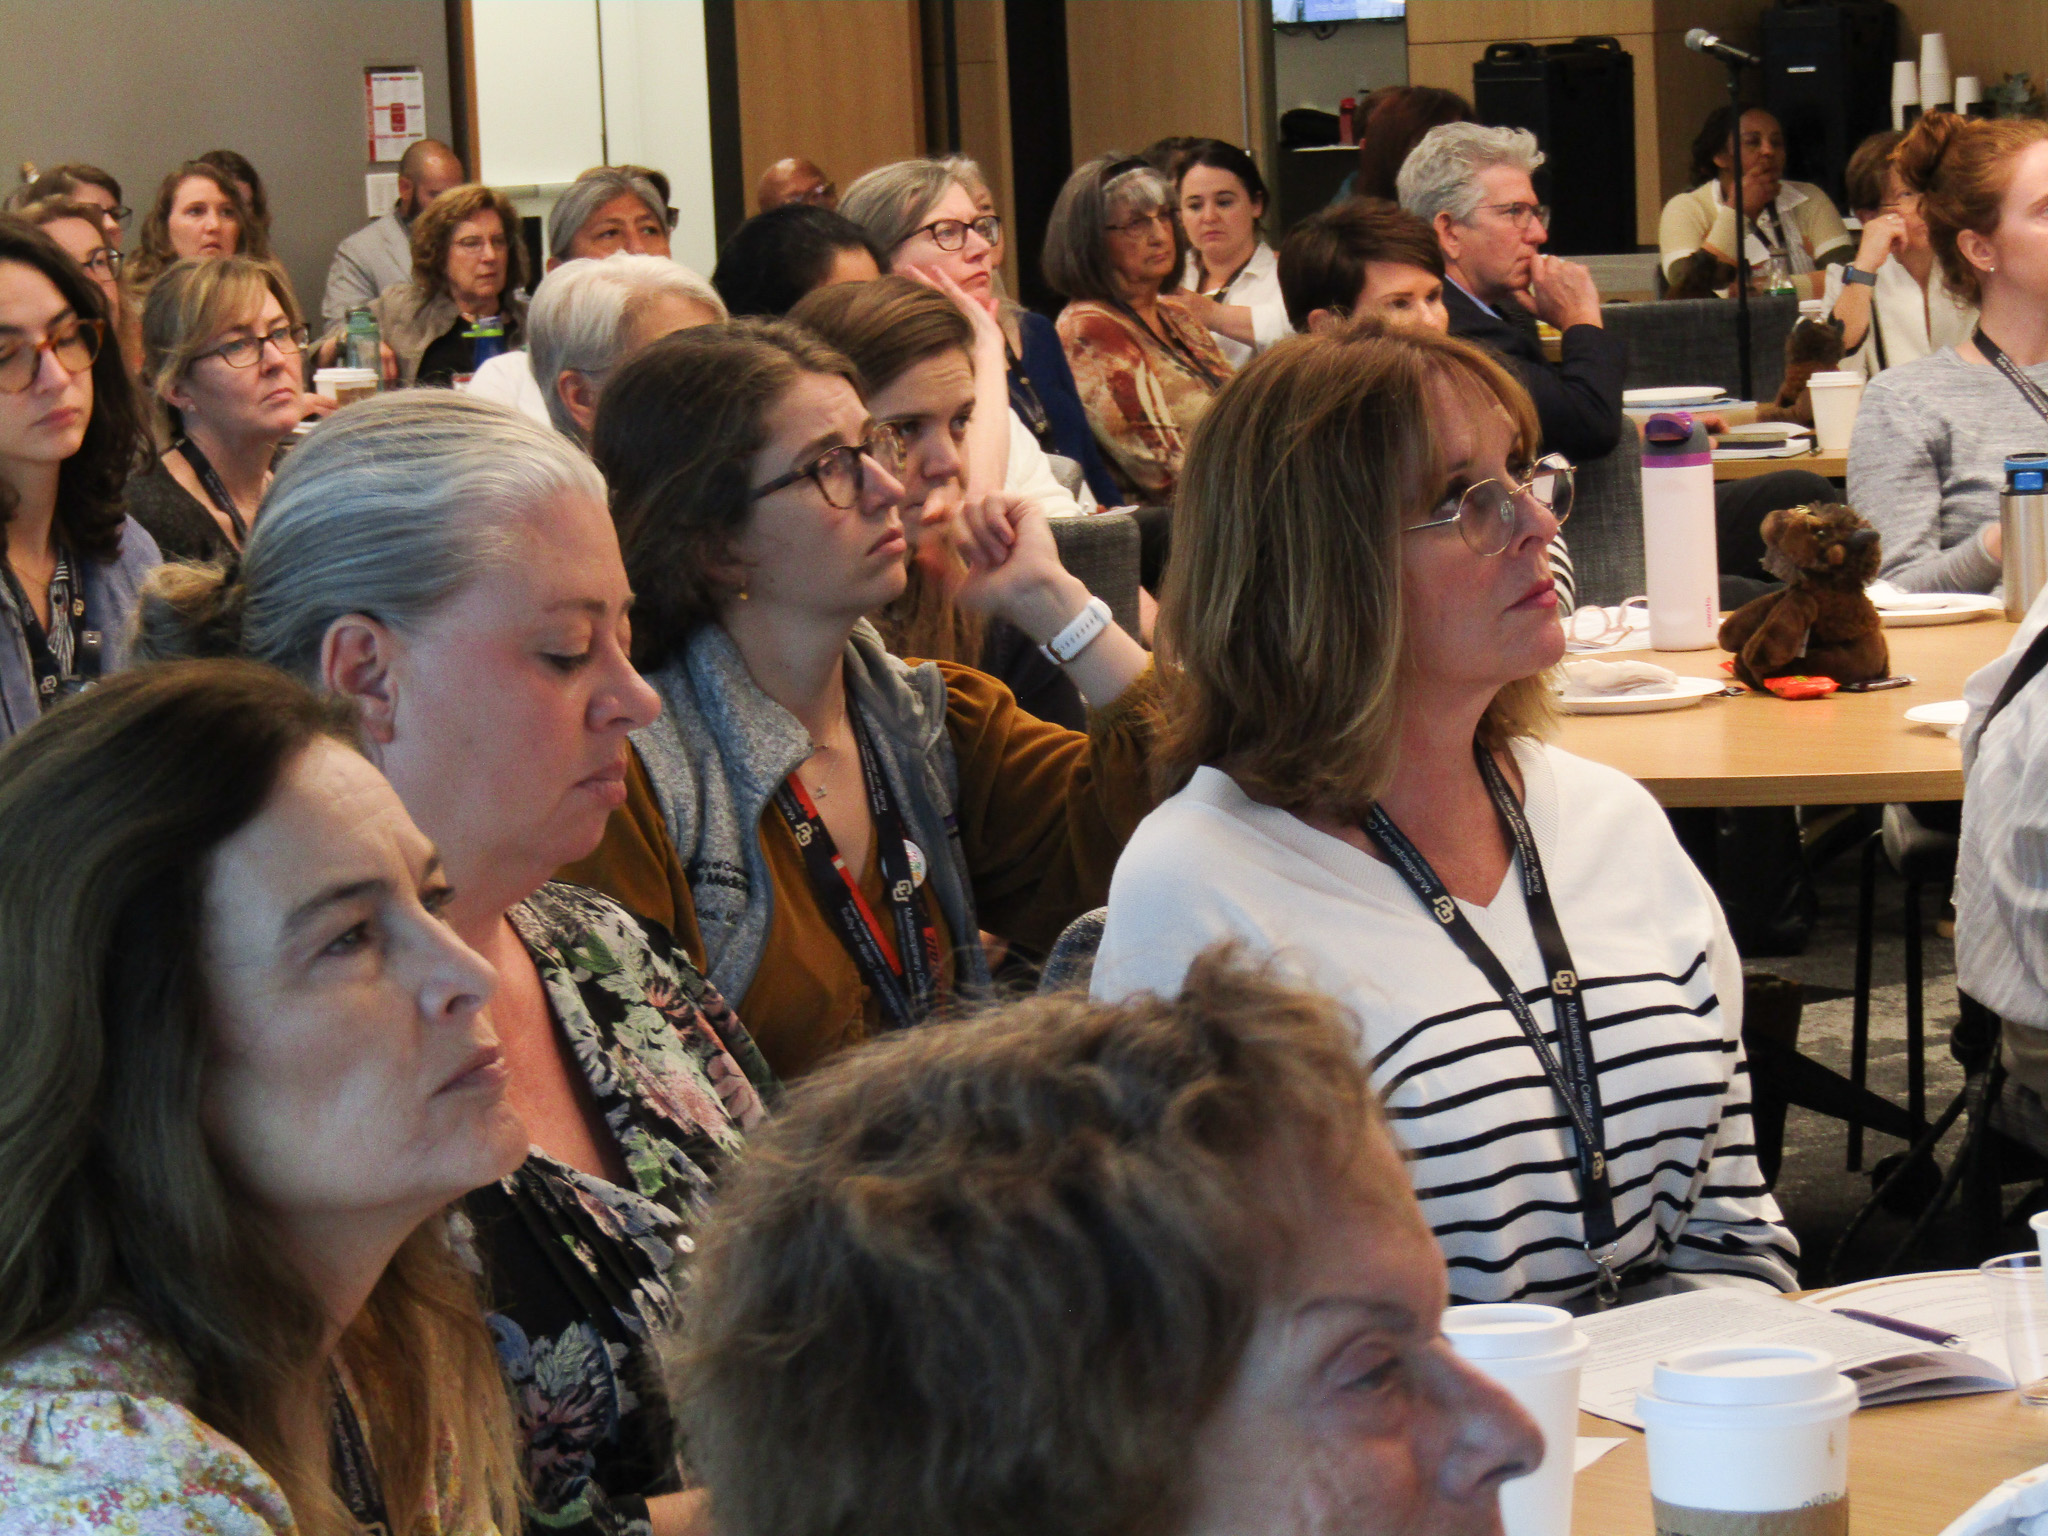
left=711, top=203, right=882, bottom=318
left=1096, top=323, right=1797, bottom=1307
left=1659, top=105, right=1851, bottom=297
left=1043, top=154, right=1230, bottom=502
left=1172, top=138, right=1290, bottom=367
left=1277, top=195, right=1447, bottom=333
left=0, top=216, right=157, bottom=746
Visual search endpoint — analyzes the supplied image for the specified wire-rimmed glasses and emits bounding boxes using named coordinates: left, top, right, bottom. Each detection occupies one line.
left=1405, top=453, right=1574, bottom=557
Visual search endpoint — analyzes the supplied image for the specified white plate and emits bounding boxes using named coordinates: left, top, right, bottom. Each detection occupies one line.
left=1624, top=386, right=1730, bottom=408
left=1875, top=594, right=2004, bottom=627
left=1905, top=699, right=1970, bottom=728
left=1555, top=676, right=1725, bottom=714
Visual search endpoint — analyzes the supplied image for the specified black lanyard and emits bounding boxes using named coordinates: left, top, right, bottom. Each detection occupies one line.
left=1201, top=251, right=1255, bottom=303
left=173, top=437, right=251, bottom=545
left=1361, top=744, right=1623, bottom=1304
left=770, top=706, right=941, bottom=1030
left=1004, top=337, right=1053, bottom=447
left=1109, top=297, right=1227, bottom=391
left=1974, top=327, right=2048, bottom=430
left=1, top=547, right=97, bottom=711
left=328, top=1368, right=394, bottom=1535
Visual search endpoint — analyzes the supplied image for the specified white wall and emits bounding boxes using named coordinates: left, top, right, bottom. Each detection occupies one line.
left=1274, top=16, right=1408, bottom=112
left=470, top=0, right=719, bottom=275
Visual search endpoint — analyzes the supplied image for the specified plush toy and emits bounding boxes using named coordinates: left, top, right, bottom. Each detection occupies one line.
left=1717, top=503, right=1890, bottom=690
left=1755, top=316, right=1847, bottom=430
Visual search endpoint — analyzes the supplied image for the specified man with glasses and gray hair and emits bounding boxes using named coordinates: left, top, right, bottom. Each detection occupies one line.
left=1398, top=121, right=1623, bottom=465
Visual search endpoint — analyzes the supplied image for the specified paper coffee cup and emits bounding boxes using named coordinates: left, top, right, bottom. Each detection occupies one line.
left=313, top=366, right=379, bottom=406
left=1807, top=370, right=1864, bottom=454
left=1444, top=1303, right=1588, bottom=1536
left=2027, top=1209, right=2048, bottom=1269
left=1891, top=61, right=1919, bottom=131
left=1636, top=1344, right=1855, bottom=1536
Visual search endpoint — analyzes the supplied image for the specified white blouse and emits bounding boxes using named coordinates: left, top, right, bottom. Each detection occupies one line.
left=1821, top=256, right=1977, bottom=380
left=1182, top=242, right=1291, bottom=369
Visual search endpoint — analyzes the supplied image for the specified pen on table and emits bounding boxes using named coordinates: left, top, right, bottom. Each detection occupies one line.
left=1832, top=1307, right=1969, bottom=1350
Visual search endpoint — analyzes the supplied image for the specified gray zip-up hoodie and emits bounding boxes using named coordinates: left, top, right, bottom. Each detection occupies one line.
left=0, top=518, right=161, bottom=745
left=631, top=619, right=995, bottom=1008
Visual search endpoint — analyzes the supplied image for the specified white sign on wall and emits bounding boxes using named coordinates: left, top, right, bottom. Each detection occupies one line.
left=366, top=68, right=427, bottom=163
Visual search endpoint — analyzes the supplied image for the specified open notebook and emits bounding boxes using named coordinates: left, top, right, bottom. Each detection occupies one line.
left=1576, top=1271, right=2012, bottom=1429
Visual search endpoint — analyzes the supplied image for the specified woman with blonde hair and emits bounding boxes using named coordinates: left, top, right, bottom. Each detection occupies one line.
left=128, top=256, right=319, bottom=560
left=0, top=660, right=523, bottom=1534
left=1850, top=110, right=2048, bottom=592
left=1094, top=323, right=1796, bottom=1309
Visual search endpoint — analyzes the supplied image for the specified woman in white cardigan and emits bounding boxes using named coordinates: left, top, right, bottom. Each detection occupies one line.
left=1824, top=128, right=1976, bottom=379
left=1093, top=322, right=1798, bottom=1312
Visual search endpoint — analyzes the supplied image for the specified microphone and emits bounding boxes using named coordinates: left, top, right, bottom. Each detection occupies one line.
left=1684, top=27, right=1760, bottom=68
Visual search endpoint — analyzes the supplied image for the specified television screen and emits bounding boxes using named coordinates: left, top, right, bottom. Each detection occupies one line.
left=1273, top=0, right=1404, bottom=22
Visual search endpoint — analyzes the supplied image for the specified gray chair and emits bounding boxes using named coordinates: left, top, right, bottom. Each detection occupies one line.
left=1602, top=294, right=1801, bottom=403
left=1049, top=512, right=1142, bottom=638
left=1563, top=424, right=1645, bottom=608
left=1037, top=907, right=1108, bottom=994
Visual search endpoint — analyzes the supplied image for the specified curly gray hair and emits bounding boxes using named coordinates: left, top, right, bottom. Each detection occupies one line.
left=1395, top=122, right=1545, bottom=227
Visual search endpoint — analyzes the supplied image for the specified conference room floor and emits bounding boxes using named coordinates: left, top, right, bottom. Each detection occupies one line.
left=1759, top=840, right=2013, bottom=1284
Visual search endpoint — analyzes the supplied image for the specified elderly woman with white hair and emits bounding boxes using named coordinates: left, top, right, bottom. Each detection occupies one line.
left=1043, top=153, right=1231, bottom=502
left=467, top=253, right=726, bottom=436
left=134, top=391, right=771, bottom=1536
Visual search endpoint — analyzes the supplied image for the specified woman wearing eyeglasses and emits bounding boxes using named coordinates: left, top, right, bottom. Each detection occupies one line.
left=16, top=195, right=140, bottom=374
left=562, top=320, right=1158, bottom=1080
left=1095, top=323, right=1797, bottom=1309
left=0, top=217, right=158, bottom=747
left=126, top=257, right=318, bottom=562
left=1044, top=154, right=1232, bottom=503
left=315, top=184, right=527, bottom=388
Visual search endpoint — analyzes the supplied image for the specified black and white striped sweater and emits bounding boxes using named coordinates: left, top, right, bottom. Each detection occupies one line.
left=1094, top=738, right=1798, bottom=1310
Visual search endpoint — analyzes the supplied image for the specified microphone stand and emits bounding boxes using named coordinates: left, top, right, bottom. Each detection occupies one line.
left=1720, top=56, right=1754, bottom=402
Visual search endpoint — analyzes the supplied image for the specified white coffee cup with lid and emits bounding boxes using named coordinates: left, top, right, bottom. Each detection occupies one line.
left=1806, top=370, right=1864, bottom=455
left=1443, top=1303, right=1588, bottom=1536
left=1635, top=1343, right=1855, bottom=1535
left=312, top=366, right=379, bottom=406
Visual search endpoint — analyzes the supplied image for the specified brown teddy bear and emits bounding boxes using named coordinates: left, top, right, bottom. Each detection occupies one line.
left=1756, top=316, right=1847, bottom=429
left=1717, top=503, right=1890, bottom=690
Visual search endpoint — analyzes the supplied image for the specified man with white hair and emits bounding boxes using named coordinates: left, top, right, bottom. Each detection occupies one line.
left=1397, top=122, right=1624, bottom=463
left=467, top=254, right=725, bottom=436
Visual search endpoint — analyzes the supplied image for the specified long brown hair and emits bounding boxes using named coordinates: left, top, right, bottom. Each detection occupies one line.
left=787, top=274, right=985, bottom=663
left=1895, top=109, right=2048, bottom=306
left=0, top=660, right=519, bottom=1536
left=1158, top=322, right=1554, bottom=819
left=127, top=161, right=264, bottom=292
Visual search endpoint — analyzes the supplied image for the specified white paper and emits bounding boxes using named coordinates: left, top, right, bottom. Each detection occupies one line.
left=1574, top=1436, right=1623, bottom=1472
left=364, top=172, right=399, bottom=220
left=1576, top=1285, right=2011, bottom=1428
left=366, top=69, right=427, bottom=163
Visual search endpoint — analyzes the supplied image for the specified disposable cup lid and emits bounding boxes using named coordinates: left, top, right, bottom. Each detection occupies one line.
left=1649, top=1345, right=1840, bottom=1406
left=1442, top=1303, right=1580, bottom=1360
left=1807, top=372, right=1863, bottom=387
left=315, top=367, right=378, bottom=381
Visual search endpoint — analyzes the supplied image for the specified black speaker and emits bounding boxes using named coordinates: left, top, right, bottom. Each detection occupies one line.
left=1473, top=36, right=1636, bottom=256
left=1761, top=1, right=1901, bottom=210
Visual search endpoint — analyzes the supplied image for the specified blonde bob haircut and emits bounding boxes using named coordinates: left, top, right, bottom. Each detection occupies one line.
left=1158, top=320, right=1554, bottom=819
left=141, top=255, right=304, bottom=440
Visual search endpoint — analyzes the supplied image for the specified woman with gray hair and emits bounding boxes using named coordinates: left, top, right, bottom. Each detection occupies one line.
left=546, top=165, right=673, bottom=267
left=134, top=391, right=772, bottom=1536
left=1044, top=153, right=1231, bottom=501
left=468, top=252, right=726, bottom=436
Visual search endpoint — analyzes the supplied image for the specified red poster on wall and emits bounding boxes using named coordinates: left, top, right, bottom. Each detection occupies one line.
left=365, top=68, right=427, bottom=163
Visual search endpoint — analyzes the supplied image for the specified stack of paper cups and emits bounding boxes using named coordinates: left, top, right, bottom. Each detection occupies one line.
left=1444, top=1304, right=1589, bottom=1536
left=1920, top=34, right=1951, bottom=113
left=1891, top=60, right=1919, bottom=130
left=1956, top=76, right=1982, bottom=115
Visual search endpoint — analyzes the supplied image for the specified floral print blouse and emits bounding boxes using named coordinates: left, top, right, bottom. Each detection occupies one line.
left=469, top=882, right=772, bottom=1535
left=0, top=1311, right=491, bottom=1534
left=1055, top=295, right=1232, bottom=502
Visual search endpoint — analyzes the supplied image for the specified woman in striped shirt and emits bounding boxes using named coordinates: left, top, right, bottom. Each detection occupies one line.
left=1093, top=322, right=1797, bottom=1310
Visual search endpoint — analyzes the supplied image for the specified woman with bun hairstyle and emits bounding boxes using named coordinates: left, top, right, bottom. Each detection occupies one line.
left=1848, top=111, right=2048, bottom=593
left=0, top=216, right=158, bottom=746
left=134, top=391, right=772, bottom=1536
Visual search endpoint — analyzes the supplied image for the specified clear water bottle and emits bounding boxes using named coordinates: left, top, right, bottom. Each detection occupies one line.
left=1760, top=252, right=1797, bottom=297
left=465, top=315, right=507, bottom=369
left=2003, top=452, right=2048, bottom=621
left=1640, top=412, right=1720, bottom=650
left=344, top=306, right=381, bottom=377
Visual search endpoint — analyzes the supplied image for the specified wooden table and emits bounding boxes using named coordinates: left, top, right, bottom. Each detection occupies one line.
left=1716, top=446, right=1849, bottom=481
left=1554, top=617, right=2015, bottom=808
left=1572, top=1388, right=2048, bottom=1534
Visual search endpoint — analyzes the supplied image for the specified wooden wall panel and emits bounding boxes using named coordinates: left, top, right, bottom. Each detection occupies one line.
left=954, top=0, right=1019, bottom=291
left=1405, top=1, right=1654, bottom=45
left=1067, top=0, right=1253, bottom=165
left=734, top=0, right=923, bottom=202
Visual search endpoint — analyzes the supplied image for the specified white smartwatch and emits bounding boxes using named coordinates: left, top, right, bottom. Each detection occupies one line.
left=1039, top=595, right=1112, bottom=666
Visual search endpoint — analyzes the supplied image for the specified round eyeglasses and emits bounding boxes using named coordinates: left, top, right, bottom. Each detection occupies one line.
left=749, top=423, right=909, bottom=509
left=1405, top=454, right=1574, bottom=556
left=0, top=316, right=103, bottom=394
left=911, top=214, right=1001, bottom=252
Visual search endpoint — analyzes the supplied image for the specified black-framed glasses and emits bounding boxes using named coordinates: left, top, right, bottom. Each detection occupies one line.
left=749, top=423, right=908, bottom=509
left=81, top=248, right=123, bottom=279
left=912, top=213, right=1001, bottom=252
left=196, top=321, right=308, bottom=369
left=1473, top=201, right=1550, bottom=231
left=1406, top=453, right=1574, bottom=556
left=0, top=316, right=102, bottom=394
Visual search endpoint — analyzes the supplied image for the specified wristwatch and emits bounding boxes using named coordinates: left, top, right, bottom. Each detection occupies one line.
left=1843, top=265, right=1879, bottom=287
left=1040, top=596, right=1112, bottom=666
